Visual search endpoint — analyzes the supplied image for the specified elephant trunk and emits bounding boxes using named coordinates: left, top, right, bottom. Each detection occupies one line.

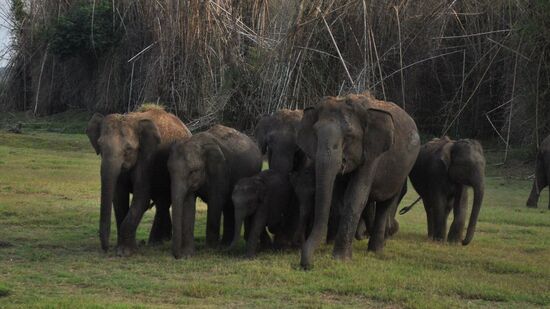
left=99, top=159, right=121, bottom=251
left=301, top=122, right=342, bottom=268
left=462, top=179, right=484, bottom=245
left=170, top=177, right=187, bottom=258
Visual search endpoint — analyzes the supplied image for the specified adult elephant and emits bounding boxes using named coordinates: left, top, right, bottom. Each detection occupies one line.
left=86, top=107, right=191, bottom=255
left=526, top=135, right=550, bottom=209
left=255, top=109, right=304, bottom=173
left=169, top=125, right=262, bottom=259
left=409, top=137, right=485, bottom=245
left=297, top=93, right=420, bottom=269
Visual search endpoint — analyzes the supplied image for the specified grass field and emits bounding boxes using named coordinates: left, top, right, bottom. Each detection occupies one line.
left=0, top=114, right=549, bottom=308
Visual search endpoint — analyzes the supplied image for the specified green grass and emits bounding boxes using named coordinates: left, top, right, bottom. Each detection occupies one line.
left=0, top=124, right=549, bottom=308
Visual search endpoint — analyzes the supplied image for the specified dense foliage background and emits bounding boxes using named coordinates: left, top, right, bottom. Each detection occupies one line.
left=1, top=0, right=549, bottom=145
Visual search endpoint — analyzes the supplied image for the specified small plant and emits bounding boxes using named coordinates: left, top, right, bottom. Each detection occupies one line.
left=49, top=0, right=121, bottom=59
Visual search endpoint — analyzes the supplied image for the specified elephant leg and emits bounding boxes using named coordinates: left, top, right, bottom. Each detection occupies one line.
left=293, top=202, right=310, bottom=247
left=205, top=195, right=225, bottom=247
left=448, top=186, right=467, bottom=243
left=221, top=200, right=235, bottom=247
left=527, top=157, right=546, bottom=208
left=431, top=192, right=449, bottom=242
left=423, top=200, right=434, bottom=238
left=365, top=201, right=376, bottom=237
left=246, top=210, right=269, bottom=258
left=333, top=169, right=376, bottom=260
left=367, top=195, right=399, bottom=252
left=112, top=185, right=129, bottom=246
left=148, top=198, right=171, bottom=245
left=117, top=187, right=151, bottom=256
left=385, top=198, right=400, bottom=238
left=243, top=217, right=251, bottom=241
left=326, top=206, right=340, bottom=244
left=355, top=216, right=368, bottom=240
left=260, top=229, right=272, bottom=250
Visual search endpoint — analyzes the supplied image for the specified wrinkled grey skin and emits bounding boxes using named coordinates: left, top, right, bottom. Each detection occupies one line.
left=297, top=93, right=420, bottom=269
left=527, top=135, right=550, bottom=209
left=289, top=164, right=345, bottom=245
left=255, top=109, right=305, bottom=248
left=230, top=169, right=293, bottom=258
left=409, top=137, right=485, bottom=245
left=290, top=165, right=404, bottom=243
left=168, top=125, right=262, bottom=259
left=356, top=182, right=407, bottom=240
left=255, top=109, right=305, bottom=174
left=86, top=109, right=191, bottom=256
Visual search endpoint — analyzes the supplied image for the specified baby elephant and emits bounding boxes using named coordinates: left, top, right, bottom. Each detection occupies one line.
left=409, top=137, right=485, bottom=245
left=231, top=169, right=294, bottom=258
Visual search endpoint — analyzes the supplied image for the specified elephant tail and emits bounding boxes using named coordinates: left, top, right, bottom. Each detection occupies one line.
left=399, top=196, right=422, bottom=215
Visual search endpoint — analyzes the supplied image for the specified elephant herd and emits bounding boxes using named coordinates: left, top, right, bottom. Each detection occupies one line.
left=85, top=92, right=506, bottom=269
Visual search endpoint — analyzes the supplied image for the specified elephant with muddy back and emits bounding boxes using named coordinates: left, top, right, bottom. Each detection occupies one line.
left=408, top=137, right=485, bottom=245
left=296, top=93, right=420, bottom=269
left=168, top=125, right=262, bottom=259
left=86, top=106, right=192, bottom=255
left=526, top=135, right=550, bottom=209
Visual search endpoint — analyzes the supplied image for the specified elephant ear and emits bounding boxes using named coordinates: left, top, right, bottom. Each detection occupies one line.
left=138, top=119, right=161, bottom=159
left=364, top=108, right=395, bottom=158
left=439, top=141, right=454, bottom=170
left=203, top=141, right=227, bottom=178
left=254, top=115, right=274, bottom=154
left=86, top=113, right=104, bottom=155
left=296, top=107, right=319, bottom=159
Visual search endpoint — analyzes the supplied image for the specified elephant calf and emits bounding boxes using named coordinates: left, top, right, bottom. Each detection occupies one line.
left=230, top=169, right=294, bottom=258
left=168, top=125, right=262, bottom=259
left=526, top=135, right=550, bottom=209
left=409, top=137, right=485, bottom=245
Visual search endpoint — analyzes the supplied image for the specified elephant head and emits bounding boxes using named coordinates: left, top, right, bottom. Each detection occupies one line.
left=230, top=176, right=266, bottom=249
left=168, top=133, right=226, bottom=255
left=439, top=139, right=486, bottom=245
left=296, top=94, right=394, bottom=263
left=255, top=109, right=304, bottom=174
left=86, top=113, right=161, bottom=251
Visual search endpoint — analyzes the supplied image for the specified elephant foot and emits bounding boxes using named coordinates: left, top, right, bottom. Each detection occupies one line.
left=526, top=202, right=538, bottom=208
left=173, top=247, right=194, bottom=260
left=300, top=244, right=315, bottom=270
left=148, top=238, right=164, bottom=246
left=367, top=239, right=385, bottom=253
left=446, top=236, right=461, bottom=244
left=386, top=220, right=399, bottom=238
left=447, top=230, right=463, bottom=244
left=205, top=236, right=220, bottom=248
left=245, top=250, right=257, bottom=259
left=116, top=243, right=137, bottom=257
left=355, top=231, right=367, bottom=241
left=332, top=249, right=352, bottom=261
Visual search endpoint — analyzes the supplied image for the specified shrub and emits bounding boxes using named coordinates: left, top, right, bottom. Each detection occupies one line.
left=50, top=0, right=121, bottom=59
